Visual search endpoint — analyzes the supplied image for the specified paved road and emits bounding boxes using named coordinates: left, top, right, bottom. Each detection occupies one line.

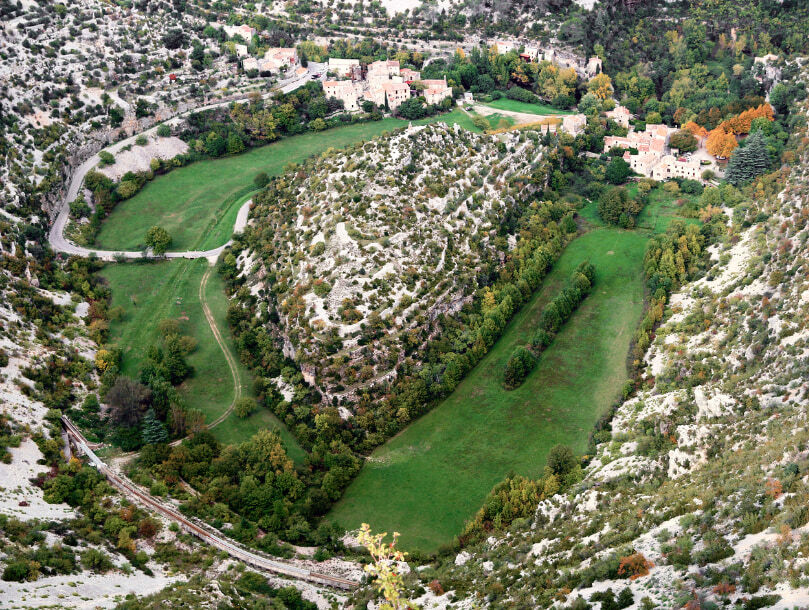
left=61, top=416, right=358, bottom=590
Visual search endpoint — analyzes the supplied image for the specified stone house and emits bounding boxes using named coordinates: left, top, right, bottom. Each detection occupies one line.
left=383, top=82, right=410, bottom=112
left=605, top=104, right=631, bottom=128
left=328, top=57, right=360, bottom=77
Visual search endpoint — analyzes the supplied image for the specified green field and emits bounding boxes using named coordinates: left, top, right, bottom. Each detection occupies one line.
left=99, top=259, right=305, bottom=462
left=94, top=110, right=480, bottom=253
left=328, top=228, right=648, bottom=551
left=482, top=98, right=574, bottom=116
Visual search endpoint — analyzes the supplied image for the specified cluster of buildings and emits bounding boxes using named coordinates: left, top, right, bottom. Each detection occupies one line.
left=491, top=39, right=602, bottom=79
left=323, top=58, right=452, bottom=113
left=208, top=22, right=300, bottom=75
left=603, top=106, right=708, bottom=181
left=241, top=47, right=299, bottom=75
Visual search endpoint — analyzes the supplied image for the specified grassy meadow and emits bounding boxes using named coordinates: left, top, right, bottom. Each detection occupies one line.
left=328, top=228, right=649, bottom=551
left=99, top=259, right=304, bottom=462
left=481, top=98, right=574, bottom=116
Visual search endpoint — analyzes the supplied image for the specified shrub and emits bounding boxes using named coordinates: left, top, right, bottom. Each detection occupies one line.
left=506, top=87, right=539, bottom=104
left=234, top=397, right=257, bottom=418
left=81, top=549, right=113, bottom=573
left=2, top=560, right=32, bottom=582
left=156, top=124, right=171, bottom=137
left=98, top=151, right=115, bottom=166
left=254, top=171, right=269, bottom=188
left=617, top=553, right=653, bottom=579
left=135, top=134, right=148, bottom=146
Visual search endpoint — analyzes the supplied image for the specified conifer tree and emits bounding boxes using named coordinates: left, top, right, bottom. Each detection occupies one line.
left=725, top=131, right=770, bottom=185
left=141, top=408, right=168, bottom=444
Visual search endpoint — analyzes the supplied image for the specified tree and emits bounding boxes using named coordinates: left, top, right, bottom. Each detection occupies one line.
left=106, top=376, right=151, bottom=427
left=669, top=129, right=698, bottom=153
left=503, top=347, right=536, bottom=389
left=205, top=131, right=226, bottom=156
left=725, top=131, right=770, bottom=185
left=142, top=408, right=168, bottom=444
left=234, top=397, right=257, bottom=418
left=145, top=226, right=172, bottom=255
left=578, top=92, right=600, bottom=115
left=547, top=444, right=577, bottom=476
left=226, top=133, right=245, bottom=154
left=706, top=128, right=737, bottom=158
left=162, top=30, right=186, bottom=50
left=598, top=186, right=641, bottom=227
left=587, top=73, right=613, bottom=100
left=605, top=156, right=632, bottom=184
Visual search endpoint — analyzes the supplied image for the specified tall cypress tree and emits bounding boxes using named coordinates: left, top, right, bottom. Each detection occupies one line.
left=141, top=408, right=168, bottom=445
left=725, top=131, right=770, bottom=186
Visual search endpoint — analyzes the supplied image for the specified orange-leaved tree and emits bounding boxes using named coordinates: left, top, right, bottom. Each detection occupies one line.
left=706, top=128, right=738, bottom=158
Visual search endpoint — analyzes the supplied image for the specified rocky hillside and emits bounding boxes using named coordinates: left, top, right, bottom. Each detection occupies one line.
left=397, top=101, right=809, bottom=609
left=239, top=123, right=546, bottom=407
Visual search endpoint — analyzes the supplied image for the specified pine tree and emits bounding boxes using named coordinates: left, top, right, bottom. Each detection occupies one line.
left=725, top=131, right=770, bottom=185
left=141, top=408, right=168, bottom=444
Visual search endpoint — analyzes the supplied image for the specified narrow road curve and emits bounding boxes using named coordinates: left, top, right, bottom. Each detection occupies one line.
left=197, top=265, right=241, bottom=430
left=61, top=416, right=358, bottom=590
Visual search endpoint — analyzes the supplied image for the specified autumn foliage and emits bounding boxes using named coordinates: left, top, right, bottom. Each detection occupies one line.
left=718, top=104, right=774, bottom=135
left=618, top=552, right=654, bottom=580
left=706, top=128, right=738, bottom=158
left=682, top=121, right=708, bottom=139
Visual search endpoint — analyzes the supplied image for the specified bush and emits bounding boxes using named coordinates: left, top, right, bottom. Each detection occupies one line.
left=81, top=548, right=113, bottom=573
left=156, top=124, right=171, bottom=137
left=135, top=135, right=148, bottom=146
left=254, top=171, right=269, bottom=188
left=2, top=560, right=32, bottom=582
left=678, top=178, right=703, bottom=195
left=506, top=87, right=539, bottom=104
left=98, top=151, right=115, bottom=166
left=234, top=397, right=257, bottom=418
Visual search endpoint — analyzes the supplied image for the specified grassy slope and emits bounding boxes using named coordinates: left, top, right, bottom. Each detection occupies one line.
left=94, top=110, right=479, bottom=252
left=482, top=98, right=574, bottom=116
left=328, top=228, right=648, bottom=552
left=99, top=260, right=304, bottom=462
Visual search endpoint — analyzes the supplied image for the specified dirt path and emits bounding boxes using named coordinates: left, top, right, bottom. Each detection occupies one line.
left=197, top=265, right=241, bottom=430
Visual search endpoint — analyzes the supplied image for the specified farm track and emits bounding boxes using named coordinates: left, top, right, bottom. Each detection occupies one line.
left=61, top=416, right=358, bottom=591
left=196, top=266, right=241, bottom=431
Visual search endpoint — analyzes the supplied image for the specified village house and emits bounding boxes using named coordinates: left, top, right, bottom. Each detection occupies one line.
left=324, top=80, right=360, bottom=111
left=493, top=39, right=517, bottom=54
left=242, top=56, right=258, bottom=72
left=650, top=154, right=703, bottom=181
left=382, top=82, right=410, bottom=112
left=520, top=46, right=539, bottom=62
left=328, top=57, right=360, bottom=77
left=234, top=43, right=248, bottom=58
left=605, top=104, right=631, bottom=128
left=419, top=78, right=452, bottom=105
left=585, top=56, right=603, bottom=78
left=400, top=68, right=421, bottom=83
left=363, top=86, right=386, bottom=108
left=561, top=114, right=587, bottom=136
left=368, top=59, right=400, bottom=78
left=213, top=23, right=255, bottom=41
